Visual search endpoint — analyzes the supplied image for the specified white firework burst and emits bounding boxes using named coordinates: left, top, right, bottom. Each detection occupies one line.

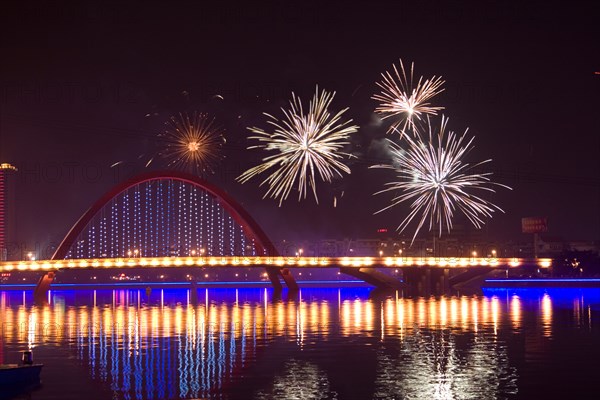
left=373, top=59, right=445, bottom=136
left=372, top=116, right=510, bottom=243
left=237, top=87, right=358, bottom=205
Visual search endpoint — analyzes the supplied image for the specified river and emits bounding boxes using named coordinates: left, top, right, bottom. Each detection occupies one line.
left=1, top=287, right=599, bottom=399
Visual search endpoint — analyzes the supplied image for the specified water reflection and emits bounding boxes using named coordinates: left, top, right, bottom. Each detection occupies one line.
left=255, top=359, right=335, bottom=400
left=0, top=288, right=598, bottom=399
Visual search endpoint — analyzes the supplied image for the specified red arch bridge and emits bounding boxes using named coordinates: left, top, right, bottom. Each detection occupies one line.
left=0, top=171, right=550, bottom=295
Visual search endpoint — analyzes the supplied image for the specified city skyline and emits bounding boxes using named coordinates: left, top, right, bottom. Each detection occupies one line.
left=0, top=2, right=598, bottom=254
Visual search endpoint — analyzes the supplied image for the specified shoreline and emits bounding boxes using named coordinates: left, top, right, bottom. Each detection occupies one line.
left=2, top=278, right=600, bottom=290
left=0, top=280, right=370, bottom=290
left=483, top=278, right=600, bottom=288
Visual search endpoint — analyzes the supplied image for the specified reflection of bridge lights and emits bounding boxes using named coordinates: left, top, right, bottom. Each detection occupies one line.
left=541, top=294, right=552, bottom=337
left=3, top=288, right=560, bottom=399
left=510, top=295, right=521, bottom=329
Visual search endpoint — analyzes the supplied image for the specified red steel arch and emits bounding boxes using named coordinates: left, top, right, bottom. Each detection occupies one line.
left=49, top=171, right=296, bottom=290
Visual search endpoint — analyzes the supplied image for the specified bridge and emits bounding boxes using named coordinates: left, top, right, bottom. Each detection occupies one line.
left=0, top=171, right=551, bottom=296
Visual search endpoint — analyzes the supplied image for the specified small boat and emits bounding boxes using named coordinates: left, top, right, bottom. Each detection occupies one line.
left=0, top=351, right=43, bottom=392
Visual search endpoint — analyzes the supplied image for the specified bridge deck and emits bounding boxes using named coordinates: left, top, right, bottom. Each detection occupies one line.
left=0, top=256, right=551, bottom=272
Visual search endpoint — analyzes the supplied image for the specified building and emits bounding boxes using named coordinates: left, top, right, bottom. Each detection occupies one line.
left=0, top=163, right=17, bottom=261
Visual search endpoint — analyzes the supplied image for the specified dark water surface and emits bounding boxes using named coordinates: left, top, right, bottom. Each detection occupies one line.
left=1, top=287, right=599, bottom=399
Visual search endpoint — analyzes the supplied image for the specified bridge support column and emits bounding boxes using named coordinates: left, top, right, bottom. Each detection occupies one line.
left=402, top=267, right=429, bottom=294
left=279, top=268, right=298, bottom=291
left=265, top=267, right=298, bottom=291
left=403, top=268, right=452, bottom=295
left=265, top=267, right=283, bottom=291
left=431, top=268, right=450, bottom=292
left=449, top=267, right=493, bottom=290
left=340, top=267, right=404, bottom=290
left=34, top=271, right=55, bottom=302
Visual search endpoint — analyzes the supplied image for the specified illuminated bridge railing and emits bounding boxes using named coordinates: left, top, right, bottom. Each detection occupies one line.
left=0, top=256, right=552, bottom=272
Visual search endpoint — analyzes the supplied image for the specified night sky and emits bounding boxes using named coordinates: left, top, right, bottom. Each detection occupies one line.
left=0, top=1, right=598, bottom=255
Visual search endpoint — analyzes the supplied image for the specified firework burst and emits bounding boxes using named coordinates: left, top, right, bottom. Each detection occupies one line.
left=372, top=116, right=510, bottom=243
left=159, top=112, right=225, bottom=175
left=237, top=87, right=358, bottom=205
left=373, top=60, right=445, bottom=136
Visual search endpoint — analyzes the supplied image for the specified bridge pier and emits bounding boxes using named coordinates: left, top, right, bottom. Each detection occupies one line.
left=402, top=267, right=494, bottom=294
left=339, top=267, right=404, bottom=290
left=33, top=271, right=55, bottom=303
left=266, top=267, right=298, bottom=291
left=265, top=267, right=283, bottom=290
left=279, top=268, right=298, bottom=291
left=402, top=267, right=451, bottom=295
left=449, top=267, right=494, bottom=290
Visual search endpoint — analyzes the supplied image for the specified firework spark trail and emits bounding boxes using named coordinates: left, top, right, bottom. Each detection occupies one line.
left=159, top=112, right=225, bottom=175
left=373, top=60, right=445, bottom=136
left=237, top=87, right=358, bottom=205
left=372, top=116, right=510, bottom=243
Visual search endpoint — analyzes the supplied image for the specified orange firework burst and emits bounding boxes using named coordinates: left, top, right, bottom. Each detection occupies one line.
left=160, top=112, right=225, bottom=175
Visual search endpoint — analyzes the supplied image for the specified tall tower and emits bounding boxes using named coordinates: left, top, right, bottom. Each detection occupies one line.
left=0, top=163, right=17, bottom=261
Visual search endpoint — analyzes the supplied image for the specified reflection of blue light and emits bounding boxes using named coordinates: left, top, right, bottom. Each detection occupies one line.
left=100, top=325, right=107, bottom=381
left=486, top=279, right=600, bottom=283
left=145, top=335, right=155, bottom=397
left=134, top=321, right=143, bottom=400
left=0, top=279, right=366, bottom=289
left=0, top=287, right=377, bottom=307
left=178, top=332, right=188, bottom=397
left=110, top=326, right=118, bottom=392
left=483, top=287, right=600, bottom=309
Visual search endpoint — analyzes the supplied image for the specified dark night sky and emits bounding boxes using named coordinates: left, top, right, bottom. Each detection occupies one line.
left=0, top=1, right=598, bottom=254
